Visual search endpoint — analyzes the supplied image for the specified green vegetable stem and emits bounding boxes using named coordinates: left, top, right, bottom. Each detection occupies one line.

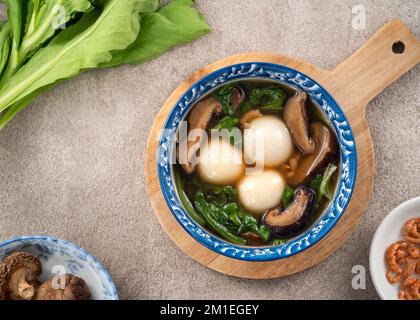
left=310, top=163, right=338, bottom=204
left=213, top=115, right=240, bottom=130
left=237, top=214, right=270, bottom=242
left=174, top=169, right=206, bottom=226
left=282, top=185, right=294, bottom=208
left=1, top=0, right=94, bottom=83
left=0, top=23, right=11, bottom=77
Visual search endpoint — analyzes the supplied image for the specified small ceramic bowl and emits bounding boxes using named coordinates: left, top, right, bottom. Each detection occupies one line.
left=158, top=62, right=357, bottom=261
left=370, top=196, right=420, bottom=300
left=0, top=236, right=118, bottom=300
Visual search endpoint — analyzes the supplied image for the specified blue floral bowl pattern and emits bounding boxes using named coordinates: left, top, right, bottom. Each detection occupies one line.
left=158, top=62, right=357, bottom=261
left=0, top=236, right=118, bottom=300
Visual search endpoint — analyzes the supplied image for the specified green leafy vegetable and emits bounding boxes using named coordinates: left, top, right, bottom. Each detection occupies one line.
left=270, top=239, right=286, bottom=246
left=310, top=174, right=322, bottom=201
left=310, top=163, right=338, bottom=203
left=213, top=115, right=240, bottom=130
left=16, top=0, right=94, bottom=71
left=214, top=84, right=235, bottom=115
left=0, top=0, right=147, bottom=111
left=195, top=192, right=246, bottom=245
left=319, top=163, right=337, bottom=201
left=223, top=202, right=241, bottom=226
left=0, top=82, right=58, bottom=130
left=237, top=214, right=270, bottom=242
left=2, top=0, right=23, bottom=82
left=211, top=185, right=237, bottom=201
left=282, top=185, right=294, bottom=208
left=185, top=181, right=270, bottom=244
left=174, top=169, right=206, bottom=226
left=207, top=192, right=227, bottom=207
left=0, top=0, right=210, bottom=129
left=0, top=23, right=10, bottom=77
left=257, top=225, right=270, bottom=242
left=248, top=86, right=286, bottom=111
left=102, top=0, right=210, bottom=67
left=206, top=185, right=237, bottom=206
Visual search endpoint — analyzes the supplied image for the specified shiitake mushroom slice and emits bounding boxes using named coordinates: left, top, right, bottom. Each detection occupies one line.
left=262, top=187, right=316, bottom=239
left=231, top=85, right=246, bottom=110
left=178, top=97, right=222, bottom=174
left=284, top=91, right=315, bottom=154
left=287, top=122, right=337, bottom=187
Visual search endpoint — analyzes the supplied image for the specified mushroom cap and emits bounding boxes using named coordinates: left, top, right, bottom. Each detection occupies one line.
left=0, top=252, right=42, bottom=300
left=231, top=85, right=246, bottom=110
left=36, top=274, right=91, bottom=300
left=262, top=186, right=316, bottom=239
left=178, top=97, right=222, bottom=174
left=284, top=90, right=316, bottom=154
left=287, top=122, right=337, bottom=186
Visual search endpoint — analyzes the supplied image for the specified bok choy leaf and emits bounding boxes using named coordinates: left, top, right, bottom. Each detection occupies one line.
left=102, top=0, right=210, bottom=67
left=0, top=0, right=210, bottom=130
left=17, top=0, right=93, bottom=67
left=2, top=0, right=22, bottom=81
left=0, top=0, right=147, bottom=112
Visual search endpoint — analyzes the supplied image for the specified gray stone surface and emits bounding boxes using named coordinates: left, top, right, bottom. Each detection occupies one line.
left=0, top=0, right=419, bottom=300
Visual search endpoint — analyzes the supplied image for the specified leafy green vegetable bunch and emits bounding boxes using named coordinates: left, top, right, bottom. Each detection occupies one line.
left=213, top=83, right=287, bottom=131
left=0, top=0, right=210, bottom=129
left=175, top=170, right=269, bottom=245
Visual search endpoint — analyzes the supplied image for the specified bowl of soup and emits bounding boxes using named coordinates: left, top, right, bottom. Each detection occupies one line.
left=157, top=63, right=357, bottom=261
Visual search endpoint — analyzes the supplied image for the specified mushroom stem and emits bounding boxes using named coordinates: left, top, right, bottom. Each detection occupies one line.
left=0, top=252, right=42, bottom=300
left=9, top=268, right=36, bottom=300
left=17, top=280, right=35, bottom=300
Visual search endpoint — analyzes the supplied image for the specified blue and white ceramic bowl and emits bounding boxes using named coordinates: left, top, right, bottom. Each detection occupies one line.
left=158, top=62, right=357, bottom=261
left=0, top=236, right=118, bottom=300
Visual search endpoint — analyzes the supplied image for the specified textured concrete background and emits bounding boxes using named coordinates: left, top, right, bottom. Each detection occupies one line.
left=0, top=1, right=419, bottom=299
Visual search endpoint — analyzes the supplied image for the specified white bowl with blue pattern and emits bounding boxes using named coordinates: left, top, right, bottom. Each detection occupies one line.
left=158, top=62, right=358, bottom=262
left=0, top=236, right=118, bottom=300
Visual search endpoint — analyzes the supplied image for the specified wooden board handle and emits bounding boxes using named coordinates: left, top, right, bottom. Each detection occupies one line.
left=329, top=19, right=420, bottom=110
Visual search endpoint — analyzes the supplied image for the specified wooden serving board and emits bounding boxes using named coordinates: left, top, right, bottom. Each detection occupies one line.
left=145, top=19, right=420, bottom=279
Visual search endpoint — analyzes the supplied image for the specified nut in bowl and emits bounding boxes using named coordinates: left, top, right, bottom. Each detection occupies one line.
left=157, top=63, right=358, bottom=261
left=0, top=236, right=118, bottom=300
left=370, top=197, right=420, bottom=300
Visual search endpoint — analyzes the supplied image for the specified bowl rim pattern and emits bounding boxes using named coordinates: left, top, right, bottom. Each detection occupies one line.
left=0, top=235, right=119, bottom=300
left=157, top=62, right=357, bottom=261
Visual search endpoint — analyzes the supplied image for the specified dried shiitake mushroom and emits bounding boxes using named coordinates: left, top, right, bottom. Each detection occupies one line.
left=178, top=97, right=222, bottom=174
left=230, top=85, right=246, bottom=110
left=0, top=252, right=42, bottom=300
left=284, top=90, right=315, bottom=154
left=35, top=273, right=91, bottom=300
left=287, top=122, right=337, bottom=186
left=262, top=187, right=316, bottom=239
